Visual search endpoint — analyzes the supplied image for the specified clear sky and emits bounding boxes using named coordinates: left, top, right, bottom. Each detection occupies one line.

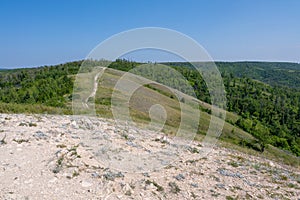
left=1, top=0, right=300, bottom=68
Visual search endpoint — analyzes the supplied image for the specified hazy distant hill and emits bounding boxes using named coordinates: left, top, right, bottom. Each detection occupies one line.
left=217, top=62, right=300, bottom=89
left=164, top=61, right=300, bottom=89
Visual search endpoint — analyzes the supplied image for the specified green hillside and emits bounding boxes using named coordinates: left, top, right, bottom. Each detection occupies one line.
left=0, top=59, right=299, bottom=166
left=111, top=60, right=300, bottom=157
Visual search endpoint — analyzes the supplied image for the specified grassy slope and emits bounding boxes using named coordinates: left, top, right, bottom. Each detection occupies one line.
left=86, top=68, right=300, bottom=167
left=1, top=65, right=299, bottom=167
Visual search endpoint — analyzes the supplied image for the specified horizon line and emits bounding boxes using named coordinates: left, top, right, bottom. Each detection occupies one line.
left=1, top=59, right=300, bottom=69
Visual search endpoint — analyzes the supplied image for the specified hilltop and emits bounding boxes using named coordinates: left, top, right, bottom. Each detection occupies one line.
left=0, top=60, right=300, bottom=165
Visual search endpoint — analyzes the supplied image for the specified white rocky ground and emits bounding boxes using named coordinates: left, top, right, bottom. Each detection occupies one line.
left=0, top=114, right=299, bottom=200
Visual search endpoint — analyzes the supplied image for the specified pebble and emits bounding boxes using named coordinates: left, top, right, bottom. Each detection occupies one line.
left=217, top=168, right=244, bottom=178
left=81, top=180, right=93, bottom=188
left=71, top=121, right=79, bottom=129
left=24, top=179, right=33, bottom=184
left=191, top=183, right=199, bottom=188
left=33, top=131, right=48, bottom=139
left=48, top=177, right=57, bottom=183
left=215, top=183, right=225, bottom=189
left=174, top=173, right=185, bottom=181
left=122, top=183, right=133, bottom=194
left=103, top=171, right=124, bottom=181
left=91, top=172, right=100, bottom=178
left=126, top=141, right=138, bottom=147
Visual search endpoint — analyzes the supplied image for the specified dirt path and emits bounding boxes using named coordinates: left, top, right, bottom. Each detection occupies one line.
left=83, top=67, right=106, bottom=109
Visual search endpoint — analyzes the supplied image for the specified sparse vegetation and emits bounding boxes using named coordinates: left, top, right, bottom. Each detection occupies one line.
left=68, top=145, right=81, bottom=158
left=228, top=161, right=239, bottom=168
left=287, top=183, right=299, bottom=189
left=226, top=196, right=237, bottom=200
left=72, top=170, right=80, bottom=177
left=188, top=147, right=200, bottom=154
left=12, top=138, right=29, bottom=144
left=168, top=182, right=180, bottom=194
left=56, top=144, right=67, bottom=148
left=0, top=134, right=6, bottom=145
left=57, top=156, right=64, bottom=166
left=146, top=180, right=164, bottom=192
left=28, top=122, right=37, bottom=127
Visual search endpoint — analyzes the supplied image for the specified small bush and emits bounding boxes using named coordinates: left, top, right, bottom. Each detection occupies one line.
left=169, top=182, right=180, bottom=194
left=228, top=161, right=239, bottom=168
left=13, top=138, right=29, bottom=144
left=145, top=180, right=164, bottom=192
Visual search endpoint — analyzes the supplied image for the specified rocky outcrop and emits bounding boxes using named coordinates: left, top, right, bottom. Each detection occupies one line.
left=0, top=114, right=299, bottom=199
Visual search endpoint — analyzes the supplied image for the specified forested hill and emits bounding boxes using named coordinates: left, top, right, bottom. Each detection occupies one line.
left=165, top=61, right=300, bottom=89
left=217, top=62, right=300, bottom=89
left=0, top=60, right=300, bottom=157
left=0, top=61, right=82, bottom=108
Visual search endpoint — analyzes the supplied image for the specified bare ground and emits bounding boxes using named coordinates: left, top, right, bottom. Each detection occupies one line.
left=0, top=114, right=299, bottom=200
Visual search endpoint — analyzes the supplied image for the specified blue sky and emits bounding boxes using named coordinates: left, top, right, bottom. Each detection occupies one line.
left=1, top=0, right=300, bottom=68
